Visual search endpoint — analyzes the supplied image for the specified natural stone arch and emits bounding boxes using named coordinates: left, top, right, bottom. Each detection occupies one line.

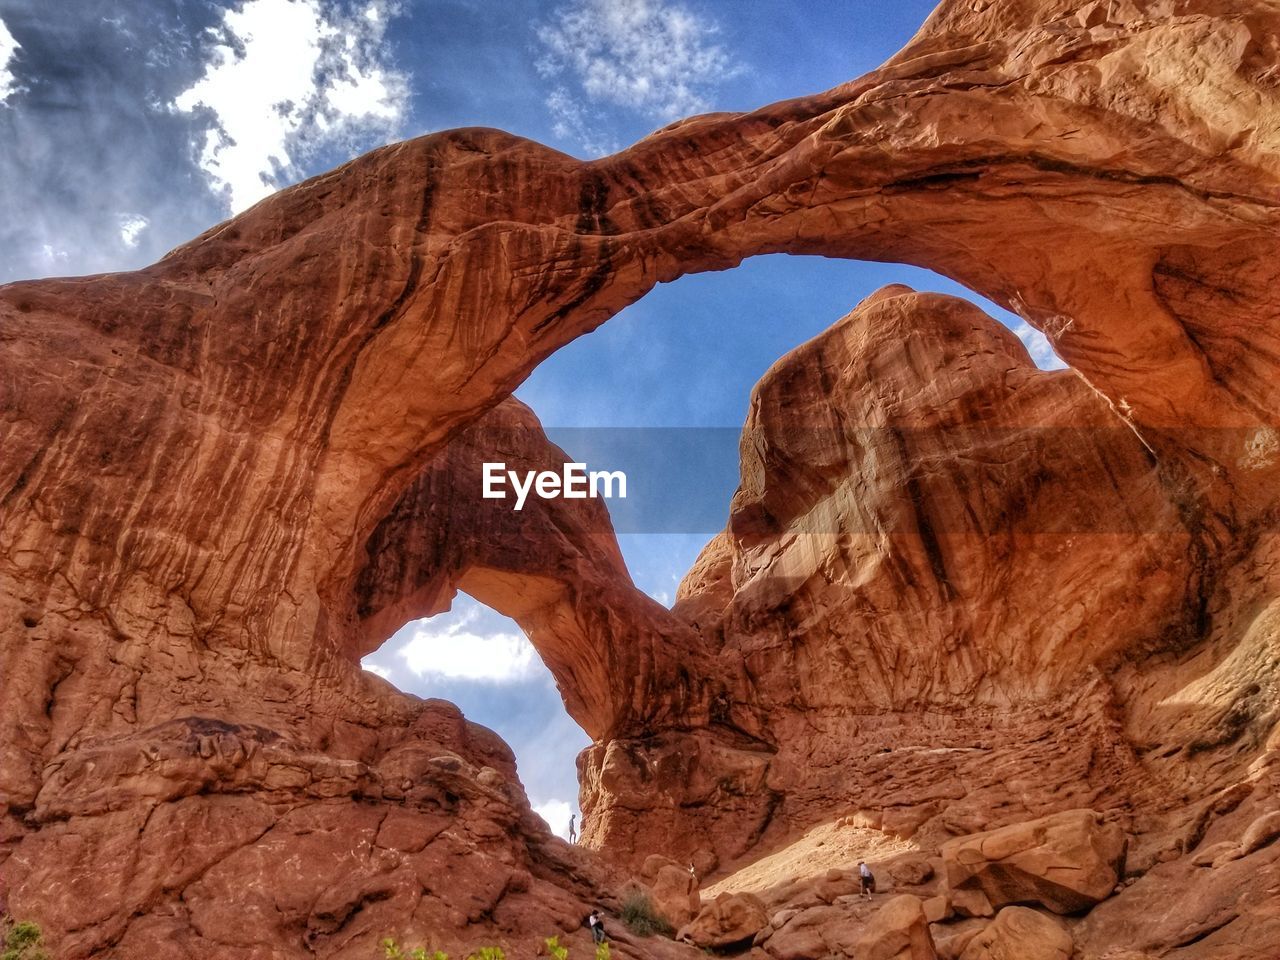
left=3, top=0, right=1276, bottom=703
left=4, top=3, right=1280, bottom=954
left=350, top=398, right=708, bottom=741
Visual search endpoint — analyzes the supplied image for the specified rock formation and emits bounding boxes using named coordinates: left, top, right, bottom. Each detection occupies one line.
left=958, top=907, right=1072, bottom=960
left=853, top=895, right=937, bottom=960
left=939, top=809, right=1126, bottom=917
left=2, top=0, right=1280, bottom=957
left=591, top=285, right=1194, bottom=866
left=676, top=891, right=768, bottom=950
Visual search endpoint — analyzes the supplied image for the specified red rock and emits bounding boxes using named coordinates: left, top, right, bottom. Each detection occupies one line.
left=1190, top=840, right=1238, bottom=868
left=0, top=0, right=1279, bottom=957
left=957, top=907, right=1072, bottom=960
left=922, top=896, right=950, bottom=924
left=854, top=895, right=937, bottom=960
left=678, top=892, right=769, bottom=949
left=889, top=857, right=935, bottom=888
left=649, top=863, right=702, bottom=929
left=761, top=907, right=846, bottom=960
left=1241, top=810, right=1280, bottom=856
left=1077, top=799, right=1280, bottom=956
left=815, top=868, right=862, bottom=903
left=760, top=902, right=881, bottom=960
left=941, top=810, right=1126, bottom=916
left=612, top=284, right=1188, bottom=868
left=931, top=918, right=989, bottom=960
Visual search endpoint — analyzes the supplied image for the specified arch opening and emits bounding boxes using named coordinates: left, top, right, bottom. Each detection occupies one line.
left=344, top=252, right=1080, bottom=860
left=361, top=593, right=589, bottom=841
left=513, top=254, right=1068, bottom=612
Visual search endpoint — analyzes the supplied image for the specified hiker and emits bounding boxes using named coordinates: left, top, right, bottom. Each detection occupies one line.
left=568, top=813, right=577, bottom=843
left=858, top=860, right=875, bottom=899
left=587, top=910, right=607, bottom=944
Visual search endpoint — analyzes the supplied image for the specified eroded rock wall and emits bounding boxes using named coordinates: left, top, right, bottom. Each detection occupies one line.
left=585, top=286, right=1194, bottom=868
left=1, top=0, right=1279, bottom=956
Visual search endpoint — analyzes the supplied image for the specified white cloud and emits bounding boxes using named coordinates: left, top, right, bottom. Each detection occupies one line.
left=397, top=608, right=542, bottom=684
left=534, top=798, right=575, bottom=839
left=40, top=244, right=69, bottom=266
left=361, top=660, right=392, bottom=680
left=536, top=0, right=738, bottom=155
left=545, top=86, right=619, bottom=158
left=1012, top=320, right=1068, bottom=371
left=0, top=17, right=21, bottom=105
left=118, top=214, right=150, bottom=248
left=172, top=0, right=408, bottom=214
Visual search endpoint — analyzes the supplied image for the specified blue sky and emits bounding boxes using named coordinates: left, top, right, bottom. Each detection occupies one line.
left=0, top=0, right=1062, bottom=838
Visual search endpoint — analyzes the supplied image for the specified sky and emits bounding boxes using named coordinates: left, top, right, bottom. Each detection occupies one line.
left=0, top=0, right=1063, bottom=839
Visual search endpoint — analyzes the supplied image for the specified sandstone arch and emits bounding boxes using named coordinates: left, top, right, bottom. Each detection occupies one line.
left=3, top=0, right=1280, bottom=956
left=4, top=0, right=1277, bottom=683
left=349, top=397, right=708, bottom=740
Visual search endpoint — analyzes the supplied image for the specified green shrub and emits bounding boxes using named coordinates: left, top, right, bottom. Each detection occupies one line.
left=380, top=939, right=506, bottom=960
left=2, top=917, right=50, bottom=960
left=594, top=942, right=611, bottom=960
left=544, top=936, right=569, bottom=960
left=618, top=890, right=674, bottom=938
left=381, top=937, right=448, bottom=960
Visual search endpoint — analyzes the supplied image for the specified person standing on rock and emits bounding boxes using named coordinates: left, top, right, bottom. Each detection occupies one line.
left=587, top=910, right=607, bottom=944
left=858, top=861, right=875, bottom=899
left=568, top=813, right=577, bottom=843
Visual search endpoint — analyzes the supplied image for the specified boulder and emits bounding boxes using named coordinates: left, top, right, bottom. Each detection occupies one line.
left=922, top=896, right=951, bottom=923
left=816, top=867, right=863, bottom=903
left=1241, top=811, right=1280, bottom=856
left=762, top=905, right=864, bottom=960
left=941, top=810, right=1126, bottom=916
left=889, top=857, right=935, bottom=887
left=650, top=862, right=701, bottom=929
left=855, top=895, right=937, bottom=960
left=958, top=906, right=1073, bottom=960
left=639, top=854, right=680, bottom=882
left=1191, top=841, right=1238, bottom=868
left=679, top=892, right=769, bottom=949
left=932, top=919, right=990, bottom=960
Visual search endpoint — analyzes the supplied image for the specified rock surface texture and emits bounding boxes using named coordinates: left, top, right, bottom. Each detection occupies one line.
left=854, top=895, right=938, bottom=960
left=958, top=907, right=1072, bottom=960
left=677, top=892, right=768, bottom=949
left=940, top=809, right=1126, bottom=917
left=2, top=0, right=1280, bottom=957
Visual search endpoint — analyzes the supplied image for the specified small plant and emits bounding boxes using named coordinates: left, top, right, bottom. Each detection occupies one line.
left=381, top=937, right=448, bottom=960
left=2, top=917, right=50, bottom=960
left=544, top=936, right=569, bottom=960
left=594, top=942, right=610, bottom=960
left=464, top=949, right=505, bottom=960
left=618, top=890, right=674, bottom=938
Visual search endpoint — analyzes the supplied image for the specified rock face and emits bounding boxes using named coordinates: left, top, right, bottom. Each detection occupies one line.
left=0, top=396, right=679, bottom=958
left=677, top=891, right=768, bottom=949
left=2, top=0, right=1280, bottom=957
left=958, top=907, right=1072, bottom=960
left=352, top=396, right=705, bottom=740
left=0, top=699, right=612, bottom=959
left=854, top=895, right=937, bottom=960
left=643, top=859, right=701, bottom=930
left=595, top=284, right=1192, bottom=864
left=1075, top=796, right=1280, bottom=957
left=941, top=810, right=1126, bottom=916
